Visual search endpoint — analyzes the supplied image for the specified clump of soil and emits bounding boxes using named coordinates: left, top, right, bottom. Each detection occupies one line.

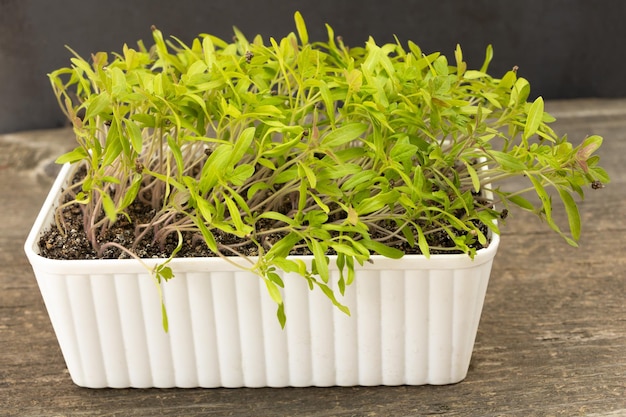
left=39, top=199, right=214, bottom=260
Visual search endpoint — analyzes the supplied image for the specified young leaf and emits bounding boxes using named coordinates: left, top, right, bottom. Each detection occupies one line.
left=355, top=191, right=399, bottom=215
left=390, top=139, right=419, bottom=163
left=310, top=239, right=330, bottom=283
left=166, top=134, right=185, bottom=176
left=228, top=164, right=255, bottom=186
left=84, top=93, right=111, bottom=120
left=463, top=160, right=481, bottom=193
left=266, top=232, right=302, bottom=259
left=507, top=195, right=535, bottom=211
left=55, top=147, right=88, bottom=164
left=276, top=303, right=286, bottom=329
left=298, top=162, right=317, bottom=189
left=314, top=281, right=350, bottom=316
left=224, top=195, right=251, bottom=236
left=264, top=278, right=283, bottom=305
left=480, top=44, right=493, bottom=73
left=558, top=188, right=581, bottom=241
left=416, top=226, right=430, bottom=258
left=321, top=123, right=368, bottom=147
left=230, top=126, right=255, bottom=165
left=360, top=239, right=404, bottom=259
left=101, top=192, right=117, bottom=223
left=103, top=120, right=123, bottom=167
left=508, top=77, right=530, bottom=107
left=125, top=119, right=144, bottom=154
left=119, top=173, right=142, bottom=210
left=489, top=151, right=528, bottom=172
left=523, top=96, right=544, bottom=141
left=294, top=11, right=309, bottom=45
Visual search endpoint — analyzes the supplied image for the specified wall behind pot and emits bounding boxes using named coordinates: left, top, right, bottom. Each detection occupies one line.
left=1, top=0, right=624, bottom=133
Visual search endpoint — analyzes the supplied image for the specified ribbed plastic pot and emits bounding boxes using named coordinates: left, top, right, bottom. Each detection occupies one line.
left=25, top=163, right=499, bottom=388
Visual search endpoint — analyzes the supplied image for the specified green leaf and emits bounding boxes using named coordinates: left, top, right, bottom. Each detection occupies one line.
left=508, top=77, right=530, bottom=107
left=272, top=257, right=301, bottom=274
left=294, top=11, right=309, bottom=44
left=321, top=123, right=368, bottom=147
left=341, top=170, right=378, bottom=192
left=558, top=188, right=581, bottom=241
left=401, top=225, right=415, bottom=247
left=161, top=302, right=169, bottom=333
left=315, top=281, right=350, bottom=316
left=200, top=144, right=232, bottom=192
left=390, top=138, right=418, bottom=162
left=267, top=271, right=285, bottom=289
left=463, top=70, right=488, bottom=80
left=196, top=220, right=218, bottom=253
left=230, top=126, right=255, bottom=164
left=310, top=239, right=329, bottom=283
left=187, top=60, right=208, bottom=76
left=131, top=113, right=156, bottom=128
left=256, top=158, right=276, bottom=170
left=345, top=256, right=355, bottom=285
left=196, top=196, right=214, bottom=222
left=304, top=210, right=328, bottom=226
left=454, top=44, right=466, bottom=75
left=477, top=211, right=500, bottom=235
left=330, top=243, right=362, bottom=258
left=480, top=44, right=493, bottom=73
left=125, top=119, right=144, bottom=154
left=224, top=195, right=251, bottom=236
left=266, top=232, right=302, bottom=259
left=103, top=120, right=123, bottom=166
left=84, top=93, right=111, bottom=120
left=360, top=240, right=404, bottom=259
left=119, top=173, right=142, bottom=210
left=276, top=303, right=286, bottom=329
left=258, top=211, right=296, bottom=226
left=264, top=277, right=284, bottom=305
left=311, top=193, right=330, bottom=213
left=524, top=96, right=544, bottom=140
left=490, top=151, right=528, bottom=171
left=158, top=265, right=174, bottom=280
left=101, top=192, right=117, bottom=223
left=463, top=160, right=481, bottom=193
left=345, top=68, right=363, bottom=92
left=109, top=67, right=127, bottom=96
left=355, top=190, right=399, bottom=215
left=55, top=147, right=88, bottom=164
left=228, top=164, right=255, bottom=186
left=298, top=162, right=317, bottom=189
left=336, top=253, right=346, bottom=294
left=416, top=226, right=430, bottom=258
left=529, top=175, right=554, bottom=226
left=166, top=135, right=184, bottom=176
left=508, top=195, right=535, bottom=211
left=274, top=166, right=298, bottom=184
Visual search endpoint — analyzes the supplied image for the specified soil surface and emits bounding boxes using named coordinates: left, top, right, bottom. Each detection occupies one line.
left=40, top=203, right=489, bottom=261
left=39, top=174, right=489, bottom=261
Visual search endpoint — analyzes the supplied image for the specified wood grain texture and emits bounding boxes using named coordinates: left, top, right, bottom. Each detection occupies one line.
left=1, top=100, right=624, bottom=416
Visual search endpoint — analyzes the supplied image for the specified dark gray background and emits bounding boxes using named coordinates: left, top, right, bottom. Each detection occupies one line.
left=1, top=0, right=625, bottom=133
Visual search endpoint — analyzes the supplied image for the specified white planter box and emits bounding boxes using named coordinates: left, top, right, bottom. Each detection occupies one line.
left=25, top=163, right=499, bottom=388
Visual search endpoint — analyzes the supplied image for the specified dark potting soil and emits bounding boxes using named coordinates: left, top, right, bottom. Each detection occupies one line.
left=40, top=203, right=489, bottom=261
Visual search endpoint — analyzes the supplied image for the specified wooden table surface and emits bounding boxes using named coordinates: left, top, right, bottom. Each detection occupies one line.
left=1, top=99, right=624, bottom=416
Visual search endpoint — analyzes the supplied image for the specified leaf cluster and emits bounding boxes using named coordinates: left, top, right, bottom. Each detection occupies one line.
left=48, top=12, right=609, bottom=327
